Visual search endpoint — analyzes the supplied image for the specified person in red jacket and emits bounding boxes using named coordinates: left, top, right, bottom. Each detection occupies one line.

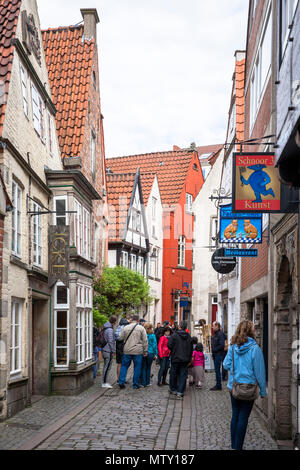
left=157, top=327, right=172, bottom=386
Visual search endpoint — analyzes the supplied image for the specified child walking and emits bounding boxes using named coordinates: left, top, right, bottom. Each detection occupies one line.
left=188, top=337, right=198, bottom=385
left=157, top=327, right=171, bottom=386
left=191, top=343, right=205, bottom=389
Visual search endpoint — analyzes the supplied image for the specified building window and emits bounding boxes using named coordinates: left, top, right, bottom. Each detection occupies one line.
left=48, top=112, right=53, bottom=155
left=54, top=283, right=69, bottom=367
left=137, top=256, right=144, bottom=275
left=76, top=284, right=92, bottom=364
left=33, top=201, right=42, bottom=266
left=250, top=7, right=272, bottom=130
left=132, top=209, right=141, bottom=232
left=91, top=130, right=96, bottom=175
left=31, top=83, right=44, bottom=139
left=150, top=248, right=159, bottom=278
left=74, top=199, right=91, bottom=259
left=186, top=193, right=193, bottom=213
left=121, top=251, right=128, bottom=268
left=53, top=196, right=68, bottom=226
left=129, top=254, right=137, bottom=271
left=10, top=300, right=22, bottom=375
left=280, top=0, right=297, bottom=57
left=11, top=180, right=22, bottom=257
left=20, top=63, right=28, bottom=117
left=178, top=236, right=185, bottom=267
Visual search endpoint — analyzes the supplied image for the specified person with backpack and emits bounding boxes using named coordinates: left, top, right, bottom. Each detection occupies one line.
left=115, top=314, right=132, bottom=383
left=118, top=314, right=148, bottom=390
left=101, top=315, right=117, bottom=389
left=223, top=320, right=266, bottom=450
left=167, top=321, right=193, bottom=399
left=93, top=324, right=100, bottom=379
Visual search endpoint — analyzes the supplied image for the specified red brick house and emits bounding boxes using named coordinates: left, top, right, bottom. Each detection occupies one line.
left=106, top=144, right=222, bottom=327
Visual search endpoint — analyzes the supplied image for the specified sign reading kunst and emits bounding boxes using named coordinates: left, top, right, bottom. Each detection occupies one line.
left=232, top=153, right=281, bottom=212
left=48, top=226, right=70, bottom=288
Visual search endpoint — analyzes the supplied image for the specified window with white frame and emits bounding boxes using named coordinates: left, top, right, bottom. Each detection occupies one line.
left=178, top=236, right=185, bottom=267
left=20, top=63, right=28, bottom=117
left=91, top=130, right=96, bottom=175
left=121, top=251, right=128, bottom=268
left=10, top=300, right=22, bottom=375
left=11, top=180, right=22, bottom=257
left=31, top=83, right=44, bottom=139
left=132, top=209, right=141, bottom=232
left=76, top=284, right=92, bottom=364
left=250, top=7, right=272, bottom=130
left=33, top=201, right=42, bottom=266
left=48, top=112, right=53, bottom=155
left=186, top=193, right=193, bottom=213
left=53, top=196, right=68, bottom=226
left=281, top=0, right=297, bottom=56
left=137, top=256, right=144, bottom=275
left=54, top=283, right=69, bottom=367
left=129, top=253, right=137, bottom=271
left=94, top=222, right=99, bottom=262
left=74, top=199, right=91, bottom=259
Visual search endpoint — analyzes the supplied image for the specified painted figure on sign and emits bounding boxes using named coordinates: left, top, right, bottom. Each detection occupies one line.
left=240, top=164, right=275, bottom=203
left=243, top=220, right=258, bottom=239
left=224, top=220, right=238, bottom=239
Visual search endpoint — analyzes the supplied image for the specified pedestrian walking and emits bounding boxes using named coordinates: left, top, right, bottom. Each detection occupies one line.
left=93, top=324, right=100, bottom=379
left=223, top=320, right=266, bottom=450
left=188, top=336, right=198, bottom=385
left=210, top=321, right=226, bottom=391
left=191, top=343, right=205, bottom=389
left=157, top=326, right=172, bottom=386
left=101, top=315, right=117, bottom=389
left=154, top=322, right=161, bottom=340
left=167, top=321, right=193, bottom=399
left=118, top=314, right=148, bottom=390
left=115, top=314, right=132, bottom=383
left=141, top=323, right=158, bottom=387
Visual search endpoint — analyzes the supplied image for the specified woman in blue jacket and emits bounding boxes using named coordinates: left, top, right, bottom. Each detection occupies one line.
left=223, top=320, right=266, bottom=450
left=141, top=323, right=158, bottom=387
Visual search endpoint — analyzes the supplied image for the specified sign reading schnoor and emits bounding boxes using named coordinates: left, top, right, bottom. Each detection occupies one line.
left=232, top=153, right=281, bottom=213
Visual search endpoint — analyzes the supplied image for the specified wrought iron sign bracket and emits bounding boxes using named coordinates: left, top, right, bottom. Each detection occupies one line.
left=26, top=194, right=77, bottom=217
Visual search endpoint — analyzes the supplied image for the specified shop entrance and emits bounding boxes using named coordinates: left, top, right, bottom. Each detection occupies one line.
left=32, top=298, right=49, bottom=396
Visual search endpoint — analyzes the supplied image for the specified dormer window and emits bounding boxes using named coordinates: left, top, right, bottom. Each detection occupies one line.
left=92, top=71, right=96, bottom=89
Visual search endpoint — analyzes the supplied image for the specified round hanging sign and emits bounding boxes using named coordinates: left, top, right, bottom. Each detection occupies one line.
left=211, top=248, right=236, bottom=274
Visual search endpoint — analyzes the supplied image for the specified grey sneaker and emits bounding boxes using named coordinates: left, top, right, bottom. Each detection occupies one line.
left=176, top=393, right=183, bottom=399
left=169, top=390, right=177, bottom=395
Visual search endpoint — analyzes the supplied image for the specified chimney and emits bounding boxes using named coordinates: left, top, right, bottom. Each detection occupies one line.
left=80, top=8, right=100, bottom=42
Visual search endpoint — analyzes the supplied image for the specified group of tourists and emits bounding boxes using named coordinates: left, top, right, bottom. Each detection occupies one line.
left=93, top=316, right=267, bottom=450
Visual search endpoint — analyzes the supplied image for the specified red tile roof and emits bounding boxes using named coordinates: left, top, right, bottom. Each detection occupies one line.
left=106, top=172, right=137, bottom=242
left=0, top=0, right=22, bottom=137
left=235, top=58, right=246, bottom=143
left=42, top=25, right=95, bottom=159
left=106, top=145, right=222, bottom=206
left=140, top=172, right=157, bottom=205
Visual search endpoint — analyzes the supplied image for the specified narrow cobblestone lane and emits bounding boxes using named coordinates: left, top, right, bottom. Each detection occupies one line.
left=0, top=364, right=278, bottom=451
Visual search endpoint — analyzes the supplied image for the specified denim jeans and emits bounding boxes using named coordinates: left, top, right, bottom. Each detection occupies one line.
left=158, top=356, right=170, bottom=384
left=119, top=354, right=143, bottom=388
left=169, top=362, right=189, bottom=395
left=230, top=394, right=254, bottom=450
left=213, top=353, right=223, bottom=388
left=141, top=354, right=155, bottom=386
left=93, top=346, right=98, bottom=379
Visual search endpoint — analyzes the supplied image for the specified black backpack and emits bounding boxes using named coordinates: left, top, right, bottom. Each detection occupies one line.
left=96, top=326, right=112, bottom=348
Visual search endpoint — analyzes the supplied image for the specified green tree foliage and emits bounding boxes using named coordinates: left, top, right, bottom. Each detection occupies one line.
left=93, top=266, right=152, bottom=317
left=93, top=309, right=109, bottom=328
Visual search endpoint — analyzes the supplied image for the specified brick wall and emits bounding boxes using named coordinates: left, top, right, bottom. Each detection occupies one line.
left=241, top=229, right=268, bottom=290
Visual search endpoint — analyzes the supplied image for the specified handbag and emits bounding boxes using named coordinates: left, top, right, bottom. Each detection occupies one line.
left=231, top=347, right=259, bottom=402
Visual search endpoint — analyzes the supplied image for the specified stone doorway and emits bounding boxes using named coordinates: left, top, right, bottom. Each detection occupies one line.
left=32, top=298, right=50, bottom=396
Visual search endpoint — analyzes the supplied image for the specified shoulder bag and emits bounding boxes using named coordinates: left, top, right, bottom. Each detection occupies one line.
left=120, top=323, right=139, bottom=353
left=231, top=347, right=259, bottom=402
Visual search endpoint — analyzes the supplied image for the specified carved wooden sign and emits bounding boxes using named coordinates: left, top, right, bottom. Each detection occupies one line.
left=22, top=11, right=41, bottom=65
left=48, top=226, right=70, bottom=287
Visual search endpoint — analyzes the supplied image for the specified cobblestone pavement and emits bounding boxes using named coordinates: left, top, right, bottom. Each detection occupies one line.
left=0, top=364, right=278, bottom=451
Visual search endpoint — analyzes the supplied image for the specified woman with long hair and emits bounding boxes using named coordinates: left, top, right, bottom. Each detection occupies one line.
left=141, top=322, right=158, bottom=387
left=223, top=320, right=266, bottom=450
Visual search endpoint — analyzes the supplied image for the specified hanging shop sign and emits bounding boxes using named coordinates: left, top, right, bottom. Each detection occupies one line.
left=48, top=225, right=70, bottom=288
left=211, top=248, right=236, bottom=274
left=220, top=204, right=262, bottom=244
left=180, top=297, right=190, bottom=308
left=224, top=248, right=258, bottom=258
left=232, top=153, right=281, bottom=213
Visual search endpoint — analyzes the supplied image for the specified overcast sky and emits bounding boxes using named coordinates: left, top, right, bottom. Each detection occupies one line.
left=38, top=0, right=249, bottom=158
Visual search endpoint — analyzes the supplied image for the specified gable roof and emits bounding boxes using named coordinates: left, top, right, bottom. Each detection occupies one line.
left=0, top=0, right=22, bottom=137
left=42, top=25, right=95, bottom=159
left=106, top=172, right=137, bottom=243
left=106, top=145, right=222, bottom=206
